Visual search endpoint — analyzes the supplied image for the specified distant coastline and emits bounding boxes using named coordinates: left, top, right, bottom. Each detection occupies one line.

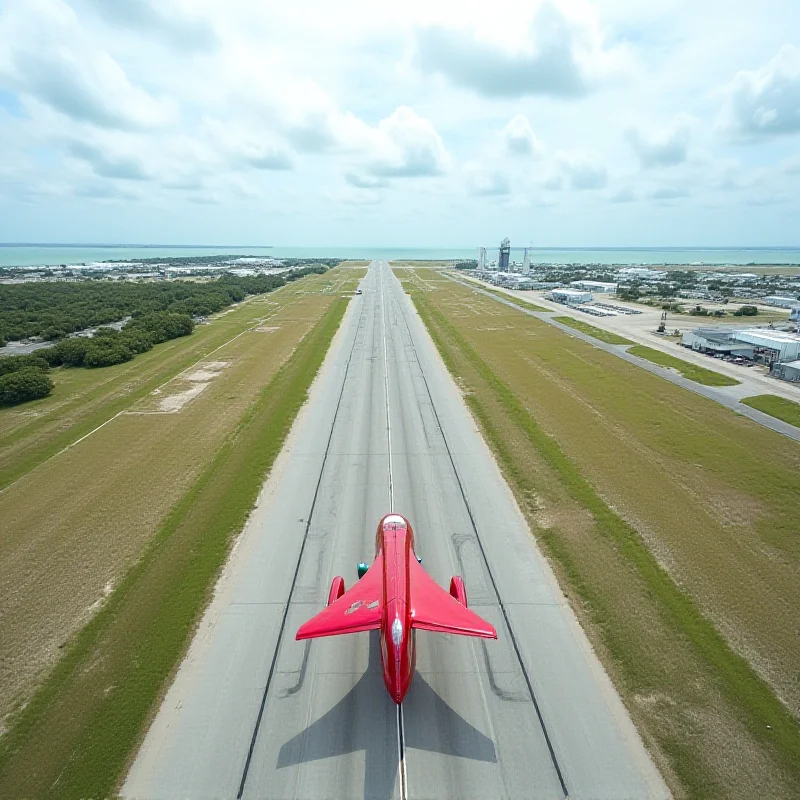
left=1, top=243, right=800, bottom=268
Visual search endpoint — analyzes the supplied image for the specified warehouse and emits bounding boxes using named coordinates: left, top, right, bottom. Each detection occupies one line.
left=550, top=288, right=593, bottom=305
left=771, top=360, right=800, bottom=382
left=682, top=329, right=755, bottom=358
left=734, top=329, right=800, bottom=364
left=763, top=296, right=800, bottom=308
left=570, top=280, right=618, bottom=293
left=683, top=328, right=800, bottom=364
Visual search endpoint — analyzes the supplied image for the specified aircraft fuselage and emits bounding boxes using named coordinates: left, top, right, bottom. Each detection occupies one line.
left=376, top=514, right=417, bottom=704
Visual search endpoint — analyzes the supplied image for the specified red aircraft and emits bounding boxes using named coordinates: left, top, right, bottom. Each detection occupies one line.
left=296, top=513, right=497, bottom=704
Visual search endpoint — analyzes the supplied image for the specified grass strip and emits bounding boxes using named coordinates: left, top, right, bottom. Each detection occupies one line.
left=741, top=394, right=800, bottom=428
left=628, top=344, right=740, bottom=386
left=412, top=291, right=800, bottom=792
left=0, top=289, right=296, bottom=490
left=474, top=284, right=547, bottom=312
left=552, top=316, right=634, bottom=345
left=0, top=298, right=348, bottom=800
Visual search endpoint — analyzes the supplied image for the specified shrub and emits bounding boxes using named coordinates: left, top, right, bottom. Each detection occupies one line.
left=0, top=368, right=54, bottom=405
left=0, top=354, right=50, bottom=377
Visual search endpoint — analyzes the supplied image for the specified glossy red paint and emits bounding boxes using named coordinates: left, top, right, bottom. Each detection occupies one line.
left=296, top=513, right=497, bottom=704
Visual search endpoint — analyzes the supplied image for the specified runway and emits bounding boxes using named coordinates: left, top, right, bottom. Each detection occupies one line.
left=123, top=262, right=668, bottom=799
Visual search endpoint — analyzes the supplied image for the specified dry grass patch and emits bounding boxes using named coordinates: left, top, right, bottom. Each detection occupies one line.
left=0, top=280, right=337, bottom=728
left=0, top=296, right=349, bottom=800
left=0, top=271, right=341, bottom=490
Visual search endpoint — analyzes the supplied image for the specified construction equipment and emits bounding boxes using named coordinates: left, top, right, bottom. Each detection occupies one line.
left=657, top=311, right=667, bottom=334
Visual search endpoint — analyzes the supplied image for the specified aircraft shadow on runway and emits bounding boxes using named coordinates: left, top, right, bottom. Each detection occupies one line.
left=278, top=632, right=496, bottom=798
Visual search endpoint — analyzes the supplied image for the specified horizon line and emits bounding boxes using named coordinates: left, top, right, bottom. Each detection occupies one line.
left=2, top=243, right=800, bottom=251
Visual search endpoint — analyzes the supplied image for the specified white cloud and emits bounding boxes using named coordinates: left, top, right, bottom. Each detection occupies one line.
left=66, top=139, right=151, bottom=181
left=464, top=164, right=511, bottom=196
left=502, top=115, right=544, bottom=157
left=202, top=119, right=293, bottom=171
left=345, top=173, right=388, bottom=189
left=360, top=106, right=450, bottom=178
left=610, top=187, right=637, bottom=203
left=0, top=0, right=799, bottom=244
left=781, top=156, right=800, bottom=175
left=0, top=0, right=173, bottom=130
left=719, top=45, right=800, bottom=140
left=414, top=1, right=630, bottom=98
left=556, top=150, right=607, bottom=189
left=648, top=185, right=689, bottom=201
left=81, top=0, right=219, bottom=52
left=626, top=117, right=692, bottom=168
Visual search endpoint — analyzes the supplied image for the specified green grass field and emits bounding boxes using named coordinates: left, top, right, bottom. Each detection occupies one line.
left=0, top=296, right=350, bottom=799
left=0, top=267, right=360, bottom=490
left=552, top=316, right=634, bottom=345
left=628, top=344, right=740, bottom=386
left=480, top=286, right=547, bottom=312
left=406, top=269, right=800, bottom=799
left=741, top=395, right=800, bottom=427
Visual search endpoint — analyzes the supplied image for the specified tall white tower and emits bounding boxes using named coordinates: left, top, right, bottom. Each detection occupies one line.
left=522, top=248, right=531, bottom=275
left=477, top=247, right=487, bottom=270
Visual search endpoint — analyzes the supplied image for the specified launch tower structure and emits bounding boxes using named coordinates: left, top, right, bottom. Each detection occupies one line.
left=499, top=238, right=510, bottom=272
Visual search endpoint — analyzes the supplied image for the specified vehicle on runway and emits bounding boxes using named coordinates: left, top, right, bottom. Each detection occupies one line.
left=296, top=513, right=497, bottom=704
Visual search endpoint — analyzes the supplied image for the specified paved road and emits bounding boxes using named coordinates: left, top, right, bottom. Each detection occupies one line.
left=450, top=274, right=800, bottom=444
left=123, top=262, right=668, bottom=800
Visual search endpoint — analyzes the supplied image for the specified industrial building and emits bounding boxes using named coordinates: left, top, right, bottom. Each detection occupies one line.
left=771, top=361, right=800, bottom=382
left=763, top=296, right=800, bottom=308
left=551, top=288, right=593, bottom=305
left=734, top=329, right=800, bottom=363
left=682, top=329, right=755, bottom=358
left=683, top=328, right=800, bottom=365
left=570, top=280, right=618, bottom=293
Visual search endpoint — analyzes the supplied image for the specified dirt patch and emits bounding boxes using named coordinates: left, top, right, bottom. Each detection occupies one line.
left=132, top=361, right=230, bottom=414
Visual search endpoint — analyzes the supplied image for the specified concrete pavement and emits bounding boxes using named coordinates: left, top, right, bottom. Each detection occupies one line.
left=123, top=262, right=668, bottom=800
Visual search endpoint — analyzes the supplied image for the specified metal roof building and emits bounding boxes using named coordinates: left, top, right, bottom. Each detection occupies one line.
left=550, top=289, right=593, bottom=305
left=771, top=360, right=800, bottom=382
left=570, top=281, right=618, bottom=292
left=763, top=296, right=800, bottom=308
left=734, top=329, right=800, bottom=363
left=682, top=329, right=755, bottom=357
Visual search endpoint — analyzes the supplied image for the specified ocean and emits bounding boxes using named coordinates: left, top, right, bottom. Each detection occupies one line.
left=1, top=244, right=800, bottom=268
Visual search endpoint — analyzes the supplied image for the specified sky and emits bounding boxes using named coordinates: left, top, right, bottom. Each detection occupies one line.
left=0, top=0, right=798, bottom=247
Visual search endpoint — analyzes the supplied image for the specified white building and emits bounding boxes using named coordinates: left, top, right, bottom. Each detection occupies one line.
left=618, top=267, right=652, bottom=278
left=734, top=329, right=800, bottom=363
left=763, top=296, right=799, bottom=308
left=570, top=280, right=618, bottom=293
left=551, top=289, right=593, bottom=305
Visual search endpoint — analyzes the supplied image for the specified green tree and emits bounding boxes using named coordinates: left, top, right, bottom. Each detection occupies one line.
left=0, top=368, right=54, bottom=405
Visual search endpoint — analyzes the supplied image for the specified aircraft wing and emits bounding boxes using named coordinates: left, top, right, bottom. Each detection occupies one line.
left=296, top=554, right=383, bottom=640
left=409, top=557, right=497, bottom=639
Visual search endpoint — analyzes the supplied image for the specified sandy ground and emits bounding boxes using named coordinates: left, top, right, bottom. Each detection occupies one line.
left=458, top=275, right=800, bottom=404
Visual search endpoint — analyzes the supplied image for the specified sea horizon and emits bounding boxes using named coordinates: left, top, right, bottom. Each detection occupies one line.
left=2, top=243, right=800, bottom=267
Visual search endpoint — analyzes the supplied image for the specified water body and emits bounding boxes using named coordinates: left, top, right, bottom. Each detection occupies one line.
left=1, top=244, right=800, bottom=267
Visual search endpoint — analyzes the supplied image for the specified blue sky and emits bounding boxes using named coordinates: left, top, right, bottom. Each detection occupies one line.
left=0, top=0, right=798, bottom=247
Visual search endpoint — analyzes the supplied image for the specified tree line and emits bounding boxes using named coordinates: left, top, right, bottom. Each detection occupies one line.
left=0, top=267, right=327, bottom=346
left=0, top=266, right=328, bottom=405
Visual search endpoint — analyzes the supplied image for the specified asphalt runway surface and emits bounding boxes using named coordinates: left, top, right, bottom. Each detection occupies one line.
left=123, top=262, right=669, bottom=799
